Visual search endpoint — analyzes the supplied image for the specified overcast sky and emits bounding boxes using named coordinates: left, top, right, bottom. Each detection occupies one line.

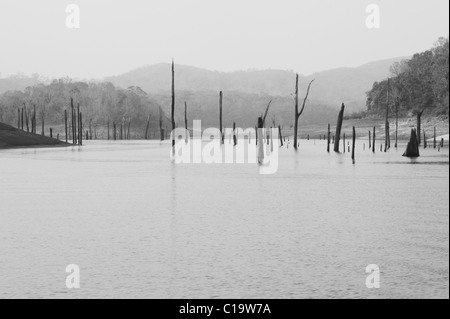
left=0, top=0, right=448, bottom=79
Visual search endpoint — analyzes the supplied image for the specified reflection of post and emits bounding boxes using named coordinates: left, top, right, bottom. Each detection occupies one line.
left=257, top=117, right=264, bottom=164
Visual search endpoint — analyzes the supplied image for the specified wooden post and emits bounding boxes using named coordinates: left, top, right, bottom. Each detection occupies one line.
left=50, top=128, right=53, bottom=138
left=108, top=120, right=110, bottom=140
left=334, top=103, right=345, bottom=152
left=113, top=122, right=117, bottom=140
left=17, top=108, right=20, bottom=129
left=352, top=126, right=356, bottom=164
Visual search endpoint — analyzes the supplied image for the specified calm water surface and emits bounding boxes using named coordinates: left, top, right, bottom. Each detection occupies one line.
left=0, top=140, right=448, bottom=299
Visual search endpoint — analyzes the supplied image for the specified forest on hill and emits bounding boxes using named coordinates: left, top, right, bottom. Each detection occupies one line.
left=0, top=77, right=337, bottom=134
left=366, top=37, right=449, bottom=118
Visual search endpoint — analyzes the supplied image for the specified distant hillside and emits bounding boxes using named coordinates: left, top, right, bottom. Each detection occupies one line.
left=105, top=57, right=407, bottom=113
left=0, top=75, right=42, bottom=94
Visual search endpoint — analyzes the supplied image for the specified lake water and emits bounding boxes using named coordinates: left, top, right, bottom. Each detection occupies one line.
left=0, top=139, right=448, bottom=299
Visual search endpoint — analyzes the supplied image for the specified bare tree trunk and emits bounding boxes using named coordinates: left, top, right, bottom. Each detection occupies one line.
left=64, top=110, right=68, bottom=142
left=219, top=91, right=223, bottom=144
left=185, top=102, right=188, bottom=143
left=352, top=126, right=356, bottom=164
left=71, top=98, right=75, bottom=144
left=145, top=115, right=150, bottom=140
left=423, top=130, right=427, bottom=149
left=343, top=133, right=346, bottom=153
left=395, top=98, right=399, bottom=148
left=372, top=126, right=376, bottom=154
left=417, top=110, right=424, bottom=145
left=41, top=112, right=45, bottom=137
left=385, top=78, right=390, bottom=151
left=327, top=124, right=331, bottom=153
left=171, top=60, right=176, bottom=150
left=23, top=103, right=29, bottom=133
left=257, top=117, right=264, bottom=164
left=233, top=122, right=237, bottom=146
left=108, top=120, right=110, bottom=140
left=334, top=103, right=345, bottom=152
left=294, top=74, right=299, bottom=150
left=278, top=125, right=283, bottom=147
left=21, top=108, right=24, bottom=131
left=434, top=127, right=437, bottom=149
left=17, top=108, right=20, bottom=129
left=403, top=129, right=420, bottom=158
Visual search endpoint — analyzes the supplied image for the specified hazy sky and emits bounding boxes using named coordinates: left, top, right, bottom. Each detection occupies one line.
left=0, top=0, right=448, bottom=79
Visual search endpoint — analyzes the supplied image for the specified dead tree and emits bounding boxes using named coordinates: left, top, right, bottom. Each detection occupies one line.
left=257, top=117, right=264, bottom=164
left=334, top=103, right=345, bottom=152
left=385, top=78, right=390, bottom=152
left=262, top=100, right=273, bottom=127
left=403, top=129, right=420, bottom=158
left=145, top=115, right=150, bottom=140
left=395, top=97, right=400, bottom=148
left=219, top=91, right=223, bottom=144
left=64, top=110, right=68, bottom=143
left=184, top=102, right=189, bottom=143
left=79, top=111, right=83, bottom=145
left=423, top=130, right=427, bottom=149
left=71, top=98, right=76, bottom=144
left=159, top=107, right=164, bottom=141
left=23, top=103, right=29, bottom=133
left=417, top=109, right=425, bottom=145
left=372, top=126, right=376, bottom=154
left=233, top=122, right=237, bottom=146
left=327, top=124, right=331, bottom=153
left=434, top=127, right=437, bottom=149
left=278, top=125, right=283, bottom=147
left=293, top=75, right=315, bottom=150
left=171, top=59, right=176, bottom=150
left=352, top=126, right=356, bottom=164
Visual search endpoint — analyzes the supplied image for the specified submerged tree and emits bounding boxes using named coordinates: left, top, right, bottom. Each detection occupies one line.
left=293, top=74, right=315, bottom=150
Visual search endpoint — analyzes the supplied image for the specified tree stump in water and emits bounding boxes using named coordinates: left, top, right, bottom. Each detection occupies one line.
left=334, top=103, right=345, bottom=152
left=403, top=129, right=420, bottom=158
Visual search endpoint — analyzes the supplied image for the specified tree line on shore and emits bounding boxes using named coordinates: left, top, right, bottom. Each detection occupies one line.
left=366, top=37, right=449, bottom=118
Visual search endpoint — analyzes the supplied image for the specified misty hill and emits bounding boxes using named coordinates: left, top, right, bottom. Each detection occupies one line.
left=106, top=57, right=407, bottom=113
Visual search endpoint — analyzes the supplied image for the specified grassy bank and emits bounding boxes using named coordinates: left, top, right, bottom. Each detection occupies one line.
left=287, top=115, right=449, bottom=141
left=0, top=122, right=69, bottom=149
